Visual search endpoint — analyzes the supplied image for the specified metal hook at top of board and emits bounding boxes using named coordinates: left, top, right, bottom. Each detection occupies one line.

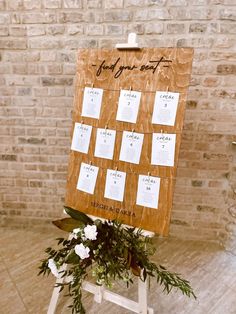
left=115, top=33, right=140, bottom=50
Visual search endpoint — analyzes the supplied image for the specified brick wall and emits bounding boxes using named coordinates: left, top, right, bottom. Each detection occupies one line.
left=0, top=0, right=236, bottom=245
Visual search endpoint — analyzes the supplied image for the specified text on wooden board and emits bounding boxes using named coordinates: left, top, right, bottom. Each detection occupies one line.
left=92, top=56, right=172, bottom=78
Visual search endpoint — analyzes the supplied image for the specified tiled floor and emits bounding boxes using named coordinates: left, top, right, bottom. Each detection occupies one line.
left=0, top=226, right=236, bottom=314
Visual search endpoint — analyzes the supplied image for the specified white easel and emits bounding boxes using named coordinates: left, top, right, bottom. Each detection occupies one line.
left=48, top=34, right=154, bottom=314
left=48, top=219, right=154, bottom=314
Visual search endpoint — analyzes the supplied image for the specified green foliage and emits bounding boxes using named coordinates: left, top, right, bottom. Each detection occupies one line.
left=38, top=206, right=196, bottom=313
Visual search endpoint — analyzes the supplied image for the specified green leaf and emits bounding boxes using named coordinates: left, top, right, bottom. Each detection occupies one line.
left=64, top=206, right=93, bottom=225
left=56, top=237, right=64, bottom=245
left=52, top=218, right=83, bottom=232
left=143, top=268, right=147, bottom=282
left=66, top=251, right=80, bottom=264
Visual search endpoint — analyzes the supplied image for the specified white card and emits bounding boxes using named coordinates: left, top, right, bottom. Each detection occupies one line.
left=81, top=87, right=103, bottom=119
left=116, top=89, right=141, bottom=123
left=136, top=175, right=161, bottom=209
left=151, top=133, right=176, bottom=167
left=119, top=131, right=144, bottom=164
left=71, top=123, right=92, bottom=154
left=104, top=169, right=126, bottom=202
left=152, top=91, right=179, bottom=126
left=76, top=162, right=99, bottom=194
left=94, top=128, right=116, bottom=160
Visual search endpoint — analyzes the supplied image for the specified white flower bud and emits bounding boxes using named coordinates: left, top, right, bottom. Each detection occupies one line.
left=48, top=259, right=63, bottom=278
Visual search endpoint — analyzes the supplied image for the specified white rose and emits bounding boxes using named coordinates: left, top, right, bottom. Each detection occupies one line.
left=48, top=259, right=60, bottom=278
left=75, top=243, right=90, bottom=259
left=84, top=224, right=97, bottom=241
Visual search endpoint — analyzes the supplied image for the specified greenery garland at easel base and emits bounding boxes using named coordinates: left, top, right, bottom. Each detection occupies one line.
left=38, top=206, right=196, bottom=314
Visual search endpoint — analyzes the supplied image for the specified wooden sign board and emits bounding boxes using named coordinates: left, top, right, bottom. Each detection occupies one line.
left=65, top=48, right=193, bottom=235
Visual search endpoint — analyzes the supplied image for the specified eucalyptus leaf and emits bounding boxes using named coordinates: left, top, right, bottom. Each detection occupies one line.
left=64, top=206, right=93, bottom=225
left=52, top=218, right=83, bottom=232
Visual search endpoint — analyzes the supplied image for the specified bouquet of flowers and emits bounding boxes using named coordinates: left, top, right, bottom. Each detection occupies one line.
left=38, top=206, right=196, bottom=313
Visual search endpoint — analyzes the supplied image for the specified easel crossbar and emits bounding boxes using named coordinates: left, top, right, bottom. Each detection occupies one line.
left=82, top=280, right=154, bottom=314
left=48, top=276, right=154, bottom=314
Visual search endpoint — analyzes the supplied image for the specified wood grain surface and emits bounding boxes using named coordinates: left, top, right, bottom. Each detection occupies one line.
left=65, top=48, right=194, bottom=235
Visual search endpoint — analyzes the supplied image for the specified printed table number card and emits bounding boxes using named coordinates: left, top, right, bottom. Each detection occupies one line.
left=119, top=131, right=144, bottom=164
left=104, top=169, right=126, bottom=202
left=76, top=162, right=99, bottom=194
left=152, top=91, right=179, bottom=126
left=81, top=87, right=103, bottom=119
left=151, top=133, right=176, bottom=167
left=71, top=123, right=92, bottom=154
left=116, top=89, right=141, bottom=123
left=136, top=175, right=161, bottom=209
left=94, top=128, right=116, bottom=160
